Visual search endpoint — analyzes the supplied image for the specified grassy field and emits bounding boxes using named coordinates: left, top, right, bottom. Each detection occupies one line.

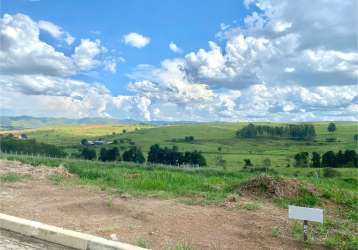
left=1, top=121, right=357, bottom=248
left=1, top=124, right=152, bottom=147
left=4, top=121, right=357, bottom=168
left=0, top=152, right=357, bottom=249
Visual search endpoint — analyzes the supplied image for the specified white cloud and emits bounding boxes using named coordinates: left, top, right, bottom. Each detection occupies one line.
left=123, top=32, right=150, bottom=48
left=169, top=42, right=183, bottom=54
left=104, top=60, right=117, bottom=73
left=220, top=23, right=230, bottom=30
left=38, top=20, right=75, bottom=45
left=183, top=0, right=357, bottom=89
left=38, top=20, right=63, bottom=38
left=64, top=33, right=75, bottom=45
left=284, top=67, right=295, bottom=73
left=2, top=2, right=357, bottom=122
left=0, top=14, right=108, bottom=77
left=0, top=14, right=140, bottom=119
left=72, top=39, right=104, bottom=71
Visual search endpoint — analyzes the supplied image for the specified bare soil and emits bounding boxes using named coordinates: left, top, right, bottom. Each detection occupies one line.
left=0, top=160, right=324, bottom=250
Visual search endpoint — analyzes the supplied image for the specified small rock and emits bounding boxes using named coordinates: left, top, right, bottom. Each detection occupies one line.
left=110, top=233, right=118, bottom=241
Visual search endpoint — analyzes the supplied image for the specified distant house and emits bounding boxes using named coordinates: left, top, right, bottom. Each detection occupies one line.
left=81, top=140, right=113, bottom=146
left=16, top=134, right=28, bottom=140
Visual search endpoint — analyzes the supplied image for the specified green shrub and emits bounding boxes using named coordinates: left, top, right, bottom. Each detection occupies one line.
left=322, top=168, right=341, bottom=178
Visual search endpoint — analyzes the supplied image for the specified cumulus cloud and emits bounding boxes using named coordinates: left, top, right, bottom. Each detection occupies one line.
left=123, top=32, right=150, bottom=48
left=187, top=0, right=357, bottom=89
left=169, top=42, right=183, bottom=53
left=38, top=20, right=75, bottom=45
left=124, top=0, right=357, bottom=121
left=72, top=39, right=105, bottom=71
left=104, top=60, right=117, bottom=73
left=0, top=14, right=138, bottom=119
left=0, top=14, right=112, bottom=77
left=1, top=1, right=357, bottom=122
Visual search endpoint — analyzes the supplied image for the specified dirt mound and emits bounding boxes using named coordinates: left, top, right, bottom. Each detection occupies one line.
left=0, top=160, right=73, bottom=179
left=236, top=175, right=303, bottom=198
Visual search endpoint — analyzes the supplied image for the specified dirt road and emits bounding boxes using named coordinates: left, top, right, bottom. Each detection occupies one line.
left=0, top=160, right=320, bottom=249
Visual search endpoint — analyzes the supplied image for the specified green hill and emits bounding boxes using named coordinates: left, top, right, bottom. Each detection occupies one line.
left=12, top=121, right=357, bottom=169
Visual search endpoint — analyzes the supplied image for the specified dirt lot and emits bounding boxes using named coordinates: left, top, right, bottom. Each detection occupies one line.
left=0, top=160, right=322, bottom=250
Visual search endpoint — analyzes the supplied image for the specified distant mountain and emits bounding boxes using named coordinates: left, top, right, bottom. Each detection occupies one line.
left=0, top=116, right=123, bottom=130
left=0, top=116, right=198, bottom=130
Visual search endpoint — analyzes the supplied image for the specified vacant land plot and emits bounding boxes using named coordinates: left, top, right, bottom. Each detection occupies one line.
left=0, top=160, right=327, bottom=250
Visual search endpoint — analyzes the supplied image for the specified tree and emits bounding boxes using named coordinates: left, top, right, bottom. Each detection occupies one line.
left=236, top=123, right=316, bottom=140
left=237, top=123, right=257, bottom=138
left=147, top=144, right=161, bottom=163
left=216, top=147, right=226, bottom=170
left=322, top=151, right=336, bottom=167
left=294, top=152, right=309, bottom=167
left=354, top=134, right=358, bottom=141
left=311, top=152, right=321, bottom=168
left=328, top=122, right=336, bottom=133
left=147, top=144, right=206, bottom=166
left=216, top=155, right=226, bottom=170
left=262, top=158, right=271, bottom=174
left=243, top=159, right=253, bottom=168
left=336, top=150, right=345, bottom=167
left=99, top=147, right=120, bottom=161
left=81, top=138, right=88, bottom=146
left=20, top=133, right=28, bottom=139
left=185, top=150, right=206, bottom=166
left=122, top=147, right=145, bottom=163
left=80, top=148, right=97, bottom=160
left=0, top=136, right=67, bottom=158
left=344, top=150, right=358, bottom=167
left=262, top=158, right=271, bottom=168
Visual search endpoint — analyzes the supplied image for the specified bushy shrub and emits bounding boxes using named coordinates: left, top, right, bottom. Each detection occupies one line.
left=322, top=168, right=341, bottom=178
left=147, top=144, right=206, bottom=166
left=122, top=147, right=145, bottom=163
left=80, top=148, right=97, bottom=160
left=0, top=136, right=66, bottom=158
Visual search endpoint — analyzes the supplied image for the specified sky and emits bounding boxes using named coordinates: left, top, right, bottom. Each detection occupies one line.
left=0, top=0, right=357, bottom=121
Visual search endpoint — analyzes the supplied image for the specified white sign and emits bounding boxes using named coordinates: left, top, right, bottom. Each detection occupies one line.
left=288, top=205, right=323, bottom=223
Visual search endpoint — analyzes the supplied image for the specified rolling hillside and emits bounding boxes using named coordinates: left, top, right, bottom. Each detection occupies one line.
left=6, top=121, right=357, bottom=169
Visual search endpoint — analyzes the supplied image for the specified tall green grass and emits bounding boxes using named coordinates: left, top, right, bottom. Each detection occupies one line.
left=1, top=152, right=357, bottom=248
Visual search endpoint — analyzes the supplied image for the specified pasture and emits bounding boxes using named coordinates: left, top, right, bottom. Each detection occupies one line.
left=4, top=122, right=357, bottom=168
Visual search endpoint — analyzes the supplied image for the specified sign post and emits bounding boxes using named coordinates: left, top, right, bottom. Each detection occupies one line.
left=288, top=205, right=323, bottom=241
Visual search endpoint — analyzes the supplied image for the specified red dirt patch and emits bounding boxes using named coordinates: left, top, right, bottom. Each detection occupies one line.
left=0, top=160, right=324, bottom=250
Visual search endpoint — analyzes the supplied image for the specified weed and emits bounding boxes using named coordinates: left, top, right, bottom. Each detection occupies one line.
left=271, top=227, right=280, bottom=237
left=48, top=174, right=65, bottom=185
left=322, top=168, right=341, bottom=178
left=136, top=238, right=148, bottom=248
left=166, top=241, right=193, bottom=250
left=107, top=196, right=113, bottom=208
left=0, top=173, right=29, bottom=183
left=291, top=221, right=303, bottom=240
left=243, top=202, right=261, bottom=211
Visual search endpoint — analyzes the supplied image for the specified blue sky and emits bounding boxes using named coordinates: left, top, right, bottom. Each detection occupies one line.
left=0, top=0, right=357, bottom=121
left=2, top=0, right=252, bottom=95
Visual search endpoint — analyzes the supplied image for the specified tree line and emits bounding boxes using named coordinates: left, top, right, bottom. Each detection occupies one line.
left=81, top=146, right=145, bottom=163
left=236, top=123, right=316, bottom=140
left=80, top=144, right=207, bottom=166
left=147, top=144, right=206, bottom=166
left=294, top=150, right=358, bottom=168
left=0, top=136, right=67, bottom=158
